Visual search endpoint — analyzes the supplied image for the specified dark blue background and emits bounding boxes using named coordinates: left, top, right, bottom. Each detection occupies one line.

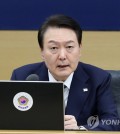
left=0, top=0, right=120, bottom=30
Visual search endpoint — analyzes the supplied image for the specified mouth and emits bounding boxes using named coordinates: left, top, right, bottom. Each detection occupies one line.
left=57, top=65, right=69, bottom=69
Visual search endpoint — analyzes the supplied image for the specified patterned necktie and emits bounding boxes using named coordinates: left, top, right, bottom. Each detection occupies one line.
left=64, top=85, right=69, bottom=108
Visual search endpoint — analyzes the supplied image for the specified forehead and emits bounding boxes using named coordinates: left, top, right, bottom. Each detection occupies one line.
left=43, top=27, right=78, bottom=42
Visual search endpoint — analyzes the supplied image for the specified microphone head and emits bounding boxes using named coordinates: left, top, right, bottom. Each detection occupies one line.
left=26, top=74, right=39, bottom=81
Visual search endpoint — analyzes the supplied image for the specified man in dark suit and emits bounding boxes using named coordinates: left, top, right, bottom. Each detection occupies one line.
left=11, top=15, right=120, bottom=130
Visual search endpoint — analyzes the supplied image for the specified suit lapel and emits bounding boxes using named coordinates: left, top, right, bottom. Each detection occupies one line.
left=65, top=63, right=90, bottom=120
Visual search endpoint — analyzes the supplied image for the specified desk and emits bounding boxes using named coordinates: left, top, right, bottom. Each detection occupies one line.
left=0, top=130, right=119, bottom=134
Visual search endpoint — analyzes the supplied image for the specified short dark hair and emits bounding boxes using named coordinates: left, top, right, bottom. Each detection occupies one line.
left=38, top=14, right=82, bottom=50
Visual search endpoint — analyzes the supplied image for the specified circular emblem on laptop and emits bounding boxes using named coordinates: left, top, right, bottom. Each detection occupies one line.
left=13, top=92, right=33, bottom=111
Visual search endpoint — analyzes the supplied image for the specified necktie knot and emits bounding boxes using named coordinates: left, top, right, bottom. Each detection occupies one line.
left=64, top=85, right=67, bottom=89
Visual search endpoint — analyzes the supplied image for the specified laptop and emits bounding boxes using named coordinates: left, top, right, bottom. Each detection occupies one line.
left=0, top=80, right=64, bottom=130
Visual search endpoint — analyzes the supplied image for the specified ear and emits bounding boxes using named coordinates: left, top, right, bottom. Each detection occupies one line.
left=41, top=50, right=45, bottom=61
left=79, top=43, right=82, bottom=57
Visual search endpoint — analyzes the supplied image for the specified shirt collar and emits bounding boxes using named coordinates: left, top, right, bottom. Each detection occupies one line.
left=48, top=70, right=74, bottom=89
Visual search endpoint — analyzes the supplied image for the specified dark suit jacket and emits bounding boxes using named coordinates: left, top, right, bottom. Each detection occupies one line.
left=11, top=62, right=120, bottom=131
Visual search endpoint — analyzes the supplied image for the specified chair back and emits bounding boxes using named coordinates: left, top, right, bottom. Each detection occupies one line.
left=107, top=70, right=120, bottom=117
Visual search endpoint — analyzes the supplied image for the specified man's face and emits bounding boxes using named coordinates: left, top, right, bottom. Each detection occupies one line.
left=41, top=27, right=82, bottom=81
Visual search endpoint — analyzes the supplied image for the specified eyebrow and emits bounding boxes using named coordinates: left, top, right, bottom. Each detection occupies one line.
left=48, top=40, right=75, bottom=44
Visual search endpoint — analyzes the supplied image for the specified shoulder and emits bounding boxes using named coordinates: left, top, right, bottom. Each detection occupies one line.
left=14, top=62, right=44, bottom=72
left=11, top=62, right=46, bottom=80
left=78, top=62, right=111, bottom=81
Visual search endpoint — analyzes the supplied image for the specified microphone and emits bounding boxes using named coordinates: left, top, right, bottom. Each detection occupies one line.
left=26, top=74, right=39, bottom=81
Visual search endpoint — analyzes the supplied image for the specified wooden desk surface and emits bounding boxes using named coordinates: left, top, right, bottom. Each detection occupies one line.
left=0, top=130, right=119, bottom=134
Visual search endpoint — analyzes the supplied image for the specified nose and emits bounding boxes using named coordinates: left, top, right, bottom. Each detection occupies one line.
left=58, top=49, right=66, bottom=61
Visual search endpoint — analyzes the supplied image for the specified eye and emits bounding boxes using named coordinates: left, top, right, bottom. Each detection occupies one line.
left=51, top=47, right=58, bottom=50
left=67, top=46, right=73, bottom=49
left=66, top=46, right=74, bottom=52
left=50, top=47, right=58, bottom=53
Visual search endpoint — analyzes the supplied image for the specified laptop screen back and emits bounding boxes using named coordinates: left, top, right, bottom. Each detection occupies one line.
left=0, top=81, right=64, bottom=130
